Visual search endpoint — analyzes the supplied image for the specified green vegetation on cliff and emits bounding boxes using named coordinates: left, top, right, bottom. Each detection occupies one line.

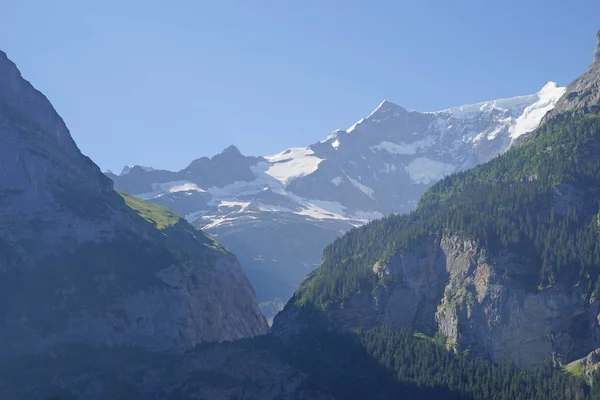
left=292, top=112, right=600, bottom=309
left=120, top=191, right=180, bottom=230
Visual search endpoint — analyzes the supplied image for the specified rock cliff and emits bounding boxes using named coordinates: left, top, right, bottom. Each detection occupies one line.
left=276, top=235, right=600, bottom=368
left=543, top=29, right=600, bottom=121
left=566, top=347, right=600, bottom=383
left=0, top=49, right=268, bottom=358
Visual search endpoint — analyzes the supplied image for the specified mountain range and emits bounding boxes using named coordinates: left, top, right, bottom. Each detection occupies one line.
left=2, top=28, right=600, bottom=400
left=108, top=81, right=565, bottom=319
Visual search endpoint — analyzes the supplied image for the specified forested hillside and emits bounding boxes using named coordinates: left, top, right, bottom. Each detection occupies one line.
left=291, top=112, right=600, bottom=310
left=276, top=316, right=598, bottom=399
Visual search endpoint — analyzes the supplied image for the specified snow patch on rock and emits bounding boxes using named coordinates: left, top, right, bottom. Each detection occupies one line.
left=348, top=176, right=375, bottom=199
left=136, top=181, right=207, bottom=200
left=264, top=148, right=323, bottom=185
left=332, top=176, right=344, bottom=186
left=370, top=137, right=436, bottom=155
left=407, top=158, right=456, bottom=184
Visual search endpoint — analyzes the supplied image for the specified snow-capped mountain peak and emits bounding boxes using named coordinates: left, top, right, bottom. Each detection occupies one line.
left=109, top=82, right=565, bottom=319
left=438, top=93, right=537, bottom=118
left=538, top=81, right=562, bottom=97
left=366, top=99, right=408, bottom=119
left=508, top=82, right=566, bottom=140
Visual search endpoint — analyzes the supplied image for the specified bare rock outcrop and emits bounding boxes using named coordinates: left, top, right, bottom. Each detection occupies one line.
left=0, top=49, right=268, bottom=358
left=543, top=29, right=600, bottom=121
left=277, top=234, right=600, bottom=369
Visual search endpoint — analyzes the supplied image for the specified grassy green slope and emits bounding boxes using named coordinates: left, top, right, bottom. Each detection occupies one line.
left=119, top=190, right=225, bottom=252
left=120, top=191, right=180, bottom=230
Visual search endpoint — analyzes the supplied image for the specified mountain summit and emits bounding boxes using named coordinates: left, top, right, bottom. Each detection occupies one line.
left=366, top=99, right=409, bottom=119
left=219, top=144, right=244, bottom=157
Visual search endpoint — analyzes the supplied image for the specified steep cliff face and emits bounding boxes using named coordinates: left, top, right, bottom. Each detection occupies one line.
left=276, top=235, right=600, bottom=368
left=433, top=238, right=600, bottom=368
left=0, top=49, right=268, bottom=358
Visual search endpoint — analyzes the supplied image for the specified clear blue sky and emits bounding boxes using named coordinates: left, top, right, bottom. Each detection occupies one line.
left=1, top=1, right=599, bottom=172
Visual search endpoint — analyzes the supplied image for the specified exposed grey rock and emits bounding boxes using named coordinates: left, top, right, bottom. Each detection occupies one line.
left=566, top=347, right=600, bottom=383
left=0, top=49, right=268, bottom=359
left=543, top=29, right=600, bottom=121
left=275, top=235, right=600, bottom=369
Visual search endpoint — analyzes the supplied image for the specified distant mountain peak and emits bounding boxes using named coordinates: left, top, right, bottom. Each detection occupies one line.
left=539, top=81, right=560, bottom=93
left=120, top=165, right=156, bottom=175
left=535, top=82, right=565, bottom=104
left=121, top=165, right=133, bottom=175
left=219, top=144, right=243, bottom=157
left=367, top=99, right=407, bottom=119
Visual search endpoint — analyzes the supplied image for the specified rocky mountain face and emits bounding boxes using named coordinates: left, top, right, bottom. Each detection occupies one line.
left=108, top=82, right=565, bottom=318
left=544, top=29, right=600, bottom=121
left=274, top=31, right=600, bottom=370
left=0, top=49, right=268, bottom=358
left=277, top=234, right=599, bottom=369
left=566, top=348, right=600, bottom=384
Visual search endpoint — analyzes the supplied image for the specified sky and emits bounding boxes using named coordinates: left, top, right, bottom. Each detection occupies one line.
left=1, top=0, right=599, bottom=173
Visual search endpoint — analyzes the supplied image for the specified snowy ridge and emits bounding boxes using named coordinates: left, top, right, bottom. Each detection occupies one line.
left=128, top=81, right=566, bottom=227
left=312, top=82, right=565, bottom=187
left=509, top=82, right=566, bottom=140
left=133, top=159, right=378, bottom=230
left=120, top=165, right=156, bottom=175
left=137, top=181, right=206, bottom=200
left=437, top=94, right=538, bottom=117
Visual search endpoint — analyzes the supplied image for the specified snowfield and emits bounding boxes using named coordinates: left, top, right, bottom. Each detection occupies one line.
left=264, top=147, right=323, bottom=185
